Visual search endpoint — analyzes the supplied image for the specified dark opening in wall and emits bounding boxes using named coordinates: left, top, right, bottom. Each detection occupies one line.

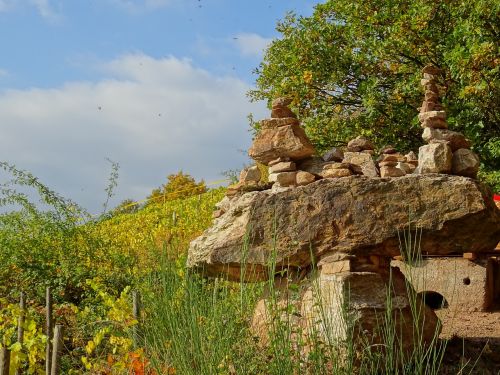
left=418, top=291, right=449, bottom=310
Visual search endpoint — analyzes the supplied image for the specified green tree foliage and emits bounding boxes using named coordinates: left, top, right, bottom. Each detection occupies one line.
left=147, top=171, right=207, bottom=204
left=250, top=0, right=500, bottom=190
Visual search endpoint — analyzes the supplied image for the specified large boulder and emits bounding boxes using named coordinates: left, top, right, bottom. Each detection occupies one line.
left=187, top=175, right=500, bottom=281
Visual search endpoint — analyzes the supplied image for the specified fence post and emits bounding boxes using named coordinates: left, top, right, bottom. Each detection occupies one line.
left=132, top=291, right=141, bottom=348
left=50, top=325, right=63, bottom=375
left=15, top=292, right=25, bottom=375
left=46, top=287, right=53, bottom=375
left=0, top=348, right=10, bottom=375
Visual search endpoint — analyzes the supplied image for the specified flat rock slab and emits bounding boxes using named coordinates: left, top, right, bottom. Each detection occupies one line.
left=187, top=175, right=500, bottom=281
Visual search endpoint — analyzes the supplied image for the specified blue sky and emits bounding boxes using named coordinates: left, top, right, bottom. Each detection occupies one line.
left=0, top=0, right=315, bottom=213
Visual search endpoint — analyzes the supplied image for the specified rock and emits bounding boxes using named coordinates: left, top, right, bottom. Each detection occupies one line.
left=296, top=171, right=316, bottom=186
left=248, top=123, right=315, bottom=164
left=418, top=143, right=452, bottom=174
left=322, top=147, right=344, bottom=162
left=347, top=136, right=375, bottom=152
left=213, top=209, right=224, bottom=219
left=405, top=151, right=418, bottom=161
left=272, top=97, right=292, bottom=108
left=422, top=65, right=442, bottom=76
left=420, top=100, right=442, bottom=113
left=271, top=107, right=297, bottom=119
left=418, top=110, right=446, bottom=123
left=361, top=149, right=375, bottom=155
left=381, top=146, right=397, bottom=154
left=260, top=117, right=300, bottom=129
left=425, top=91, right=439, bottom=101
left=422, top=128, right=471, bottom=151
left=397, top=162, right=413, bottom=174
left=297, top=157, right=331, bottom=176
left=323, top=162, right=350, bottom=170
left=275, top=171, right=297, bottom=187
left=251, top=266, right=440, bottom=357
left=321, top=168, right=352, bottom=178
left=379, top=161, right=398, bottom=167
left=187, top=175, right=500, bottom=280
left=452, top=149, right=480, bottom=178
left=268, top=173, right=278, bottom=183
left=268, top=157, right=290, bottom=166
left=269, top=161, right=296, bottom=174
left=240, top=166, right=261, bottom=183
left=342, top=152, right=379, bottom=177
left=380, top=166, right=406, bottom=177
left=381, top=154, right=399, bottom=162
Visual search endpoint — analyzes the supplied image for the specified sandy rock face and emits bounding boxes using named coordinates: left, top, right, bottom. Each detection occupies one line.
left=418, top=142, right=452, bottom=173
left=187, top=175, right=500, bottom=281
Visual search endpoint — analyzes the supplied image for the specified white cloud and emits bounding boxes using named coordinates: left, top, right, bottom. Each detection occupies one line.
left=30, top=0, right=61, bottom=22
left=0, top=0, right=61, bottom=21
left=234, top=33, right=272, bottom=58
left=0, top=54, right=266, bottom=213
left=0, top=68, right=8, bottom=78
left=110, top=0, right=172, bottom=12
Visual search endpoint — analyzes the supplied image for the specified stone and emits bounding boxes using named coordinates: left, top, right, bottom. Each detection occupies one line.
left=271, top=107, right=297, bottom=119
left=269, top=161, right=296, bottom=174
left=421, top=118, right=449, bottom=129
left=322, top=147, right=344, bottom=162
left=187, top=175, right=500, bottom=280
left=422, top=65, right=441, bottom=76
left=268, top=157, right=290, bottom=166
left=451, top=148, right=480, bottom=178
left=297, top=157, right=331, bottom=176
left=225, top=182, right=243, bottom=197
left=342, top=152, right=379, bottom=177
left=212, top=209, right=224, bottom=219
left=248, top=123, right=315, bottom=164
left=272, top=97, right=292, bottom=108
left=322, top=162, right=350, bottom=170
left=393, top=257, right=491, bottom=313
left=423, top=83, right=439, bottom=93
left=239, top=166, right=261, bottom=183
left=275, top=171, right=297, bottom=187
left=420, top=100, right=442, bottom=113
left=397, top=162, right=413, bottom=174
left=260, top=117, right=300, bottom=129
left=381, top=154, right=399, bottom=162
left=347, top=136, right=375, bottom=152
left=405, top=151, right=418, bottom=161
left=361, top=149, right=375, bottom=155
left=418, top=143, right=452, bottom=174
left=425, top=91, right=439, bottom=101
left=379, top=161, right=398, bottom=167
left=296, top=171, right=316, bottom=186
left=321, top=168, right=352, bottom=178
left=422, top=128, right=471, bottom=151
left=251, top=267, right=440, bottom=357
left=418, top=110, right=446, bottom=123
left=381, top=146, right=397, bottom=154
left=268, top=173, right=278, bottom=183
left=380, top=166, right=406, bottom=177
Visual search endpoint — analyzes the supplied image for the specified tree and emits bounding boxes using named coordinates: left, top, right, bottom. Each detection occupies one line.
left=147, top=171, right=206, bottom=204
left=112, top=198, right=140, bottom=215
left=250, top=0, right=500, bottom=189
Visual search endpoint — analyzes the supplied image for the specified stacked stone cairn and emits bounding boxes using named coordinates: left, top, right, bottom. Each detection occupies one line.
left=377, top=146, right=417, bottom=177
left=417, top=65, right=480, bottom=178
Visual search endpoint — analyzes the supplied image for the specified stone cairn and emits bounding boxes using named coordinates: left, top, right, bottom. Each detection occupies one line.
left=417, top=65, right=480, bottom=178
left=190, top=88, right=500, bottom=363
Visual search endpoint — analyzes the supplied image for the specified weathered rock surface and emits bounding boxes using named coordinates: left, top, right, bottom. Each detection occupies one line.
left=239, top=166, right=261, bottom=183
left=187, top=175, right=500, bottom=280
left=251, top=265, right=440, bottom=355
left=418, top=142, right=452, bottom=174
left=342, top=152, right=379, bottom=177
left=248, top=123, right=315, bottom=164
left=322, top=147, right=344, bottom=162
left=422, top=128, right=471, bottom=151
left=347, top=136, right=375, bottom=152
left=452, top=148, right=480, bottom=178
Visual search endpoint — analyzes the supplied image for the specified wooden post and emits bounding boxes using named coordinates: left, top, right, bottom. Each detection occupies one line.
left=15, top=292, right=25, bottom=375
left=0, top=348, right=10, bottom=375
left=50, top=325, right=63, bottom=375
left=46, top=287, right=53, bottom=375
left=132, top=291, right=140, bottom=348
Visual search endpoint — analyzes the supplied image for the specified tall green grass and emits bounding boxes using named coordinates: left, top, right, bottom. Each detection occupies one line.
left=141, top=224, right=452, bottom=374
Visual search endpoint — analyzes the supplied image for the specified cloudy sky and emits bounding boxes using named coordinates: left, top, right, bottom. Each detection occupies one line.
left=0, top=0, right=314, bottom=213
